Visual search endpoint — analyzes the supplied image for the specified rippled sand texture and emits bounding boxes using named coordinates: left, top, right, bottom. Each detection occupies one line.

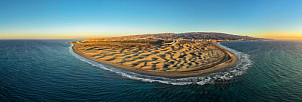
left=74, top=43, right=229, bottom=72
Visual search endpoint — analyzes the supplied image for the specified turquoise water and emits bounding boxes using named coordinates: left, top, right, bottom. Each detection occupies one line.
left=0, top=40, right=302, bottom=101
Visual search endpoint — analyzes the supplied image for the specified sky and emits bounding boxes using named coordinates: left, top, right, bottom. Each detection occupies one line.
left=0, top=0, right=302, bottom=39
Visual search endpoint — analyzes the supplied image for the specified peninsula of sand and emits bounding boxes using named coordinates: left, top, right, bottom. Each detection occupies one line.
left=70, top=32, right=263, bottom=77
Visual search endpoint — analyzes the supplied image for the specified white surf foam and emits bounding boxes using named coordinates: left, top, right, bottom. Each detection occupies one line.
left=69, top=43, right=252, bottom=85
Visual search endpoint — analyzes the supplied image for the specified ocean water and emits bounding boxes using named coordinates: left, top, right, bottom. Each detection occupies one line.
left=0, top=40, right=302, bottom=101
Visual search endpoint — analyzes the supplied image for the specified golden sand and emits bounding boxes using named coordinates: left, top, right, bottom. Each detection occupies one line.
left=72, top=42, right=237, bottom=78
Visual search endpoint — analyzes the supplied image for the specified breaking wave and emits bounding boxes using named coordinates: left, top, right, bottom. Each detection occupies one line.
left=69, top=42, right=252, bottom=85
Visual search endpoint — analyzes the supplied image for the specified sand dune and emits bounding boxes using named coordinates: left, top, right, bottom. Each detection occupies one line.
left=72, top=42, right=237, bottom=77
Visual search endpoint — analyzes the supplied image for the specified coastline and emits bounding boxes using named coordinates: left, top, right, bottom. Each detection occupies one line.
left=71, top=42, right=238, bottom=78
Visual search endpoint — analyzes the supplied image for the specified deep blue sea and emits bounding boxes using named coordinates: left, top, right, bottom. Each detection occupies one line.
left=1, top=40, right=302, bottom=101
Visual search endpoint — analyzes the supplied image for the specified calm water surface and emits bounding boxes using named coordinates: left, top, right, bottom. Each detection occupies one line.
left=0, top=40, right=302, bottom=101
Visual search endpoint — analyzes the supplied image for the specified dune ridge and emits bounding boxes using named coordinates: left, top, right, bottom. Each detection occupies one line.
left=71, top=41, right=237, bottom=78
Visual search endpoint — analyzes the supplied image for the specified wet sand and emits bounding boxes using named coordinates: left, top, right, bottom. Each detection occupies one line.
left=71, top=42, right=237, bottom=78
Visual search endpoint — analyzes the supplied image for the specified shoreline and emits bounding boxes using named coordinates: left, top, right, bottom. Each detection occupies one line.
left=72, top=42, right=238, bottom=78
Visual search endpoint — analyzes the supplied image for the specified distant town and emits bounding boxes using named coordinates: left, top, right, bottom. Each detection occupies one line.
left=70, top=32, right=266, bottom=47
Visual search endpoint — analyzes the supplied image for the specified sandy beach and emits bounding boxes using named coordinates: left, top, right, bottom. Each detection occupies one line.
left=71, top=41, right=237, bottom=78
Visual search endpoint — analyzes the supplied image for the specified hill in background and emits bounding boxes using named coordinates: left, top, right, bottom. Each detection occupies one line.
left=87, top=32, right=265, bottom=41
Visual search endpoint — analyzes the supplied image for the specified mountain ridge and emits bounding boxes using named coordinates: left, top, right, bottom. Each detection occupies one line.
left=87, top=32, right=265, bottom=41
